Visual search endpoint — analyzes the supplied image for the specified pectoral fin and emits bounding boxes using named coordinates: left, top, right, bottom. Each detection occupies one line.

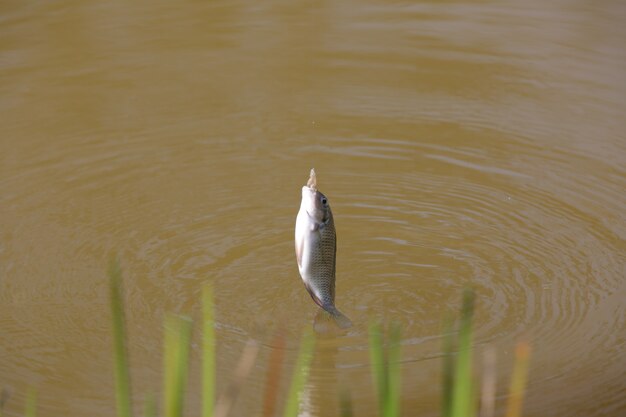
left=303, top=282, right=324, bottom=309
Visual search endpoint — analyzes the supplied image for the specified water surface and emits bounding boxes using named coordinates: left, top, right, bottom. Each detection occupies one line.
left=1, top=1, right=625, bottom=416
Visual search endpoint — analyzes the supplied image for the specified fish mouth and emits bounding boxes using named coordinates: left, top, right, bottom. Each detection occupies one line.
left=301, top=184, right=316, bottom=202
left=302, top=169, right=319, bottom=221
left=301, top=186, right=318, bottom=214
left=307, top=168, right=317, bottom=190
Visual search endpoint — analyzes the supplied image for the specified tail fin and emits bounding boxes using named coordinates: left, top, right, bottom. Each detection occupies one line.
left=325, top=305, right=352, bottom=329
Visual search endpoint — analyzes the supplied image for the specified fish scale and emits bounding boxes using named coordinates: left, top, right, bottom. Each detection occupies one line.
left=309, top=213, right=336, bottom=306
left=295, top=169, right=352, bottom=329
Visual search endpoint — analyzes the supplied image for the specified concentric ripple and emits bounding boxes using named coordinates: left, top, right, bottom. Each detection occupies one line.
left=1, top=1, right=625, bottom=417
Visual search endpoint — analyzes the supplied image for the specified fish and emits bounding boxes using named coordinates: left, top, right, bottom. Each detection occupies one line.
left=295, top=168, right=352, bottom=329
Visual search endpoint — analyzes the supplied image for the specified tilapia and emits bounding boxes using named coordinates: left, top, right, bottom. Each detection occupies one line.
left=295, top=169, right=352, bottom=329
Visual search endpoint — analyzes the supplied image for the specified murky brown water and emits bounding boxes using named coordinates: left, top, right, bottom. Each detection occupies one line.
left=1, top=1, right=625, bottom=416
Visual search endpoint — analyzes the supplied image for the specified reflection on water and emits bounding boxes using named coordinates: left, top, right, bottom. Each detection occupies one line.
left=1, top=0, right=625, bottom=416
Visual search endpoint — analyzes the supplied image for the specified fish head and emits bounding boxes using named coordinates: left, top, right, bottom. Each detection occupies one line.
left=301, top=185, right=332, bottom=225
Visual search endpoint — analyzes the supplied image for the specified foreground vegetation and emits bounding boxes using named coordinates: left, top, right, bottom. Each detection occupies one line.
left=2, top=263, right=530, bottom=417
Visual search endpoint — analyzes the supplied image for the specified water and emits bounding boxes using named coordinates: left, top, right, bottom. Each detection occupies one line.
left=1, top=1, right=625, bottom=416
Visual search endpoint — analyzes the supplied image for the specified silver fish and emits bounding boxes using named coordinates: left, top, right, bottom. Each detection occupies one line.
left=295, top=169, right=352, bottom=329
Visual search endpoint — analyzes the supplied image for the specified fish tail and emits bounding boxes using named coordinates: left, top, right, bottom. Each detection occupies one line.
left=325, top=305, right=352, bottom=329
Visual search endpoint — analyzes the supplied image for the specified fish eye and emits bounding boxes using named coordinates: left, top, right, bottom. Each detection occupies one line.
left=321, top=197, right=327, bottom=205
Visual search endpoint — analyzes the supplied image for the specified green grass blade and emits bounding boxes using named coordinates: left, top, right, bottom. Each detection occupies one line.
left=451, top=290, right=475, bottom=417
left=163, top=314, right=193, bottom=417
left=202, top=285, right=216, bottom=417
left=505, top=342, right=531, bottom=417
left=368, top=322, right=386, bottom=417
left=109, top=260, right=133, bottom=417
left=441, top=317, right=455, bottom=417
left=283, top=329, right=315, bottom=417
left=386, top=323, right=402, bottom=417
left=24, top=389, right=36, bottom=417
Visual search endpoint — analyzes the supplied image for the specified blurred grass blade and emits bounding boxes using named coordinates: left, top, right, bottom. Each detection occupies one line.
left=262, top=329, right=286, bottom=417
left=505, top=342, right=531, bottom=417
left=214, top=340, right=260, bottom=417
left=386, top=323, right=402, bottom=417
left=203, top=285, right=216, bottom=417
left=339, top=389, right=353, bottom=417
left=368, top=322, right=402, bottom=417
left=451, top=290, right=475, bottom=417
left=480, top=346, right=496, bottom=417
left=283, top=329, right=315, bottom=417
left=368, top=322, right=386, bottom=417
left=109, top=260, right=133, bottom=417
left=24, top=389, right=36, bottom=417
left=441, top=317, right=455, bottom=417
left=163, top=314, right=193, bottom=417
